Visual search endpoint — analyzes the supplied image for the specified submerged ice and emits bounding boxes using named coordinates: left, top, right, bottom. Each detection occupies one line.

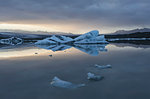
left=50, top=76, right=85, bottom=89
left=95, top=64, right=112, bottom=69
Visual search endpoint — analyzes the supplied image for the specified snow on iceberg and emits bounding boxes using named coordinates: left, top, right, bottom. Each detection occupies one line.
left=50, top=76, right=85, bottom=89
left=60, top=35, right=74, bottom=42
left=35, top=35, right=73, bottom=45
left=74, top=30, right=99, bottom=41
left=0, top=37, right=23, bottom=45
left=95, top=64, right=112, bottom=69
left=87, top=72, right=103, bottom=81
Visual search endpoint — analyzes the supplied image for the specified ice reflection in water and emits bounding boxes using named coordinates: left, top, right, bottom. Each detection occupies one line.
left=36, top=44, right=108, bottom=56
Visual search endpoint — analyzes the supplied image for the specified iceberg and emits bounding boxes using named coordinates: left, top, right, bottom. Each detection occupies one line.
left=87, top=72, right=103, bottom=81
left=35, top=30, right=108, bottom=45
left=34, top=30, right=108, bottom=56
left=0, top=37, right=23, bottom=45
left=35, top=37, right=57, bottom=45
left=74, top=30, right=99, bottom=41
left=60, top=35, right=74, bottom=42
left=50, top=76, right=85, bottom=89
left=35, top=35, right=73, bottom=45
left=95, top=64, right=112, bottom=69
left=74, top=30, right=108, bottom=44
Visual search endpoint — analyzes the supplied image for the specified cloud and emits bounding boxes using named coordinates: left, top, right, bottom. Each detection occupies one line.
left=0, top=0, right=149, bottom=33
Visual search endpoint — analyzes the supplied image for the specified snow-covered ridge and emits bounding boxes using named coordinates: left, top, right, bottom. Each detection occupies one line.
left=110, top=28, right=150, bottom=35
left=35, top=30, right=108, bottom=44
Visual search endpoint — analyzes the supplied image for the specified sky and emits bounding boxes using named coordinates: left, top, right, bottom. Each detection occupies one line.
left=0, top=0, right=149, bottom=34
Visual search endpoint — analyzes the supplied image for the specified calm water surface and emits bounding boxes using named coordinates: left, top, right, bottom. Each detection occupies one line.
left=0, top=44, right=150, bottom=99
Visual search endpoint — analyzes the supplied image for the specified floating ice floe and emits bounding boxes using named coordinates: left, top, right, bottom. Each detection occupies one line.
left=35, top=30, right=108, bottom=45
left=87, top=72, right=103, bottom=81
left=0, top=37, right=23, bottom=45
left=50, top=76, right=85, bottom=89
left=95, top=64, right=112, bottom=69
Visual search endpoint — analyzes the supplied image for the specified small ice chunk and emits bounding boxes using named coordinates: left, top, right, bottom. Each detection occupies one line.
left=50, top=76, right=85, bottom=89
left=95, top=64, right=112, bottom=69
left=87, top=72, right=103, bottom=81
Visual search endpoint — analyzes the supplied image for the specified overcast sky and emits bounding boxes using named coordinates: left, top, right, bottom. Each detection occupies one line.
left=0, top=0, right=149, bottom=34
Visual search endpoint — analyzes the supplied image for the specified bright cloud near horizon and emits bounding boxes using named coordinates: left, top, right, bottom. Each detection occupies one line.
left=0, top=0, right=149, bottom=34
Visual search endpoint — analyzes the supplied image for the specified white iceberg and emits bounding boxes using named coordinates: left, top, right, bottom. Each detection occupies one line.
left=87, top=72, right=103, bottom=81
left=74, top=30, right=99, bottom=41
left=35, top=30, right=108, bottom=45
left=60, top=35, right=74, bottom=42
left=74, top=30, right=108, bottom=44
left=35, top=37, right=57, bottom=45
left=95, top=64, right=112, bottom=69
left=50, top=76, right=85, bottom=89
left=35, top=35, right=73, bottom=45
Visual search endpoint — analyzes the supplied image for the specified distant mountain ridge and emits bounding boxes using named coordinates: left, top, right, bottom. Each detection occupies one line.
left=110, top=28, right=150, bottom=35
left=0, top=29, right=73, bottom=35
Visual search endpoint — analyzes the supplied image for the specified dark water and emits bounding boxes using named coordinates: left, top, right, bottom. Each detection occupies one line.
left=0, top=43, right=150, bottom=99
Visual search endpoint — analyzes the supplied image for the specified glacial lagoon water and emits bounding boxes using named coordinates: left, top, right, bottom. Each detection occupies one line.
left=0, top=43, right=150, bottom=99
